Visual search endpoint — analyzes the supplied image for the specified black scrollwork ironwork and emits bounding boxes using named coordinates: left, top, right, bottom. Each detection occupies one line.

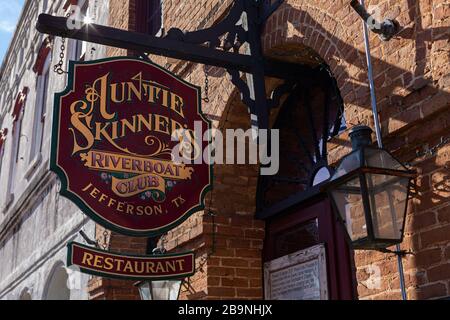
left=37, top=0, right=324, bottom=135
left=256, top=65, right=346, bottom=218
left=36, top=0, right=347, bottom=219
left=162, top=0, right=287, bottom=134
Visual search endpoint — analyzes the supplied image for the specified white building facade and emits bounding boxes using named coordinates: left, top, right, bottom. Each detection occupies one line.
left=0, top=0, right=108, bottom=300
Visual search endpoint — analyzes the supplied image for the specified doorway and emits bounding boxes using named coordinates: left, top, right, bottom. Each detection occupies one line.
left=263, top=196, right=355, bottom=300
left=257, top=64, right=355, bottom=300
left=43, top=263, right=71, bottom=300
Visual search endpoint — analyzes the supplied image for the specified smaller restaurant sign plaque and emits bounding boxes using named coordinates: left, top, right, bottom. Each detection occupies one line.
left=67, top=242, right=195, bottom=280
left=51, top=57, right=212, bottom=237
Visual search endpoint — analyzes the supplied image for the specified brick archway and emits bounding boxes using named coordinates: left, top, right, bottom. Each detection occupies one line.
left=262, top=0, right=377, bottom=145
left=262, top=0, right=367, bottom=88
left=197, top=87, right=265, bottom=299
left=42, top=261, right=70, bottom=300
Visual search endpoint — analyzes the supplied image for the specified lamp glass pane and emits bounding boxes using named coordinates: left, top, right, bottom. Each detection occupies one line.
left=364, top=148, right=406, bottom=170
left=331, top=151, right=361, bottom=181
left=331, top=176, right=368, bottom=242
left=168, top=280, right=182, bottom=300
left=138, top=282, right=152, bottom=300
left=151, top=280, right=181, bottom=300
left=366, top=173, right=410, bottom=240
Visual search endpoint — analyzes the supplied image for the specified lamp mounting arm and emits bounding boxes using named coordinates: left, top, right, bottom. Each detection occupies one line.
left=377, top=248, right=414, bottom=257
left=350, top=0, right=400, bottom=41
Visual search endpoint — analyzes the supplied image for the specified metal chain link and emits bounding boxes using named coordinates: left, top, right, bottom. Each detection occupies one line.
left=53, top=37, right=67, bottom=74
left=202, top=66, right=210, bottom=103
left=53, top=13, right=71, bottom=75
left=54, top=1, right=100, bottom=67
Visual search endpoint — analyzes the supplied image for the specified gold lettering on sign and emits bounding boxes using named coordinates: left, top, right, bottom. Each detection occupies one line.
left=78, top=252, right=189, bottom=275
left=68, top=72, right=195, bottom=157
left=172, top=196, right=186, bottom=208
left=80, top=150, right=193, bottom=180
left=81, top=183, right=164, bottom=215
left=111, top=174, right=166, bottom=198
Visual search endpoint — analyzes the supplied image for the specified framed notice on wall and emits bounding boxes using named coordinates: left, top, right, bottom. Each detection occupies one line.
left=264, top=244, right=328, bottom=300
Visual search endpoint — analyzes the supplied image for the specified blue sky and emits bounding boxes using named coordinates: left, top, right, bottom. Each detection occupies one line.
left=0, top=0, right=25, bottom=63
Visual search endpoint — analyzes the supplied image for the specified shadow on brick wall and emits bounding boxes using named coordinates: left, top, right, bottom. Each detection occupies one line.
left=266, top=1, right=450, bottom=300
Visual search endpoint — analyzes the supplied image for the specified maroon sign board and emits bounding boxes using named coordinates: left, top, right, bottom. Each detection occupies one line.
left=51, top=57, right=212, bottom=237
left=67, top=242, right=195, bottom=281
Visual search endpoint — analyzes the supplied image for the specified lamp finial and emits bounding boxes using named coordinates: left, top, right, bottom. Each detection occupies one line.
left=349, top=125, right=373, bottom=150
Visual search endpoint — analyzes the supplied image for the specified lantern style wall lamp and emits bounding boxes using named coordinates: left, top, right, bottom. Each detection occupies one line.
left=135, top=248, right=184, bottom=301
left=136, top=277, right=183, bottom=301
left=326, top=126, right=416, bottom=250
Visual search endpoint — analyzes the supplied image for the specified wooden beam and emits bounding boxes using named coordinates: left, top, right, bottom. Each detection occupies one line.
left=36, top=14, right=314, bottom=79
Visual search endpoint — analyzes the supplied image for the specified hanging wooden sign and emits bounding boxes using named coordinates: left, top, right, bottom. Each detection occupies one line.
left=67, top=242, right=195, bottom=280
left=51, top=57, right=212, bottom=237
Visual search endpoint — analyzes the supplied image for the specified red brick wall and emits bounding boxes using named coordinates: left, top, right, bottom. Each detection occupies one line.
left=261, top=0, right=449, bottom=300
left=203, top=93, right=264, bottom=300
left=90, top=0, right=450, bottom=300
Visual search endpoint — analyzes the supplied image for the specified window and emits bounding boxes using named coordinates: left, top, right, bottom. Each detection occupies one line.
left=13, top=50, right=19, bottom=78
left=17, top=47, right=24, bottom=72
left=136, top=0, right=163, bottom=36
left=68, top=37, right=85, bottom=62
left=29, top=54, right=51, bottom=166
left=14, top=117, right=23, bottom=163
left=42, top=0, right=49, bottom=13
left=0, top=149, right=3, bottom=181
left=5, top=90, right=27, bottom=206
left=44, top=264, right=71, bottom=300
left=0, top=129, right=7, bottom=177
left=0, top=129, right=8, bottom=208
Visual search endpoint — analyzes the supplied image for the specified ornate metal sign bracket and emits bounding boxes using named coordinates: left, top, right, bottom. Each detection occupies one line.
left=36, top=0, right=314, bottom=134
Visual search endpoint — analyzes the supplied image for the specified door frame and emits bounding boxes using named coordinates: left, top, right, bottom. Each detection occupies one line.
left=263, top=193, right=356, bottom=300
